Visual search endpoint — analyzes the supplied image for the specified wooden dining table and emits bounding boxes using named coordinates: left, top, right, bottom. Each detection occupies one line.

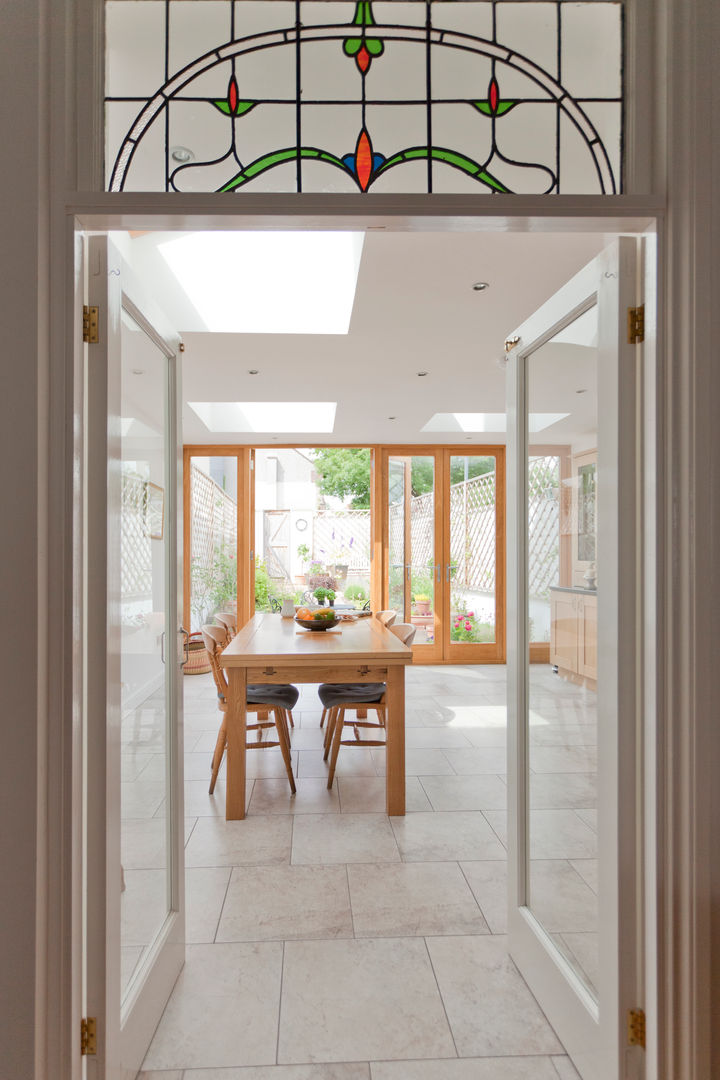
left=218, top=613, right=413, bottom=820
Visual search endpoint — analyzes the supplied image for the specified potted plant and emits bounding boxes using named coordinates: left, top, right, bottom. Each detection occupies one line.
left=313, top=586, right=336, bottom=607
left=296, top=543, right=310, bottom=585
left=413, top=593, right=432, bottom=616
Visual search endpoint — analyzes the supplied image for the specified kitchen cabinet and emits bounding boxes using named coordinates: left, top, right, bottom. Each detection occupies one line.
left=550, top=586, right=597, bottom=684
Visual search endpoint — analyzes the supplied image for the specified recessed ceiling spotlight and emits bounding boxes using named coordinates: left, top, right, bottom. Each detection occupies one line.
left=576, top=388, right=588, bottom=394
left=472, top=281, right=489, bottom=291
left=417, top=371, right=429, bottom=377
left=131, top=368, right=144, bottom=375
left=388, top=416, right=397, bottom=420
left=170, top=146, right=194, bottom=164
left=248, top=369, right=260, bottom=375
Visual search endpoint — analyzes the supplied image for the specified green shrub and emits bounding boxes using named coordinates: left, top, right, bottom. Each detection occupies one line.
left=344, top=584, right=367, bottom=601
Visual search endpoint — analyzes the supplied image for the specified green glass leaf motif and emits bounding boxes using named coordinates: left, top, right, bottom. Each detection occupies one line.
left=353, top=1, right=376, bottom=27
left=220, top=148, right=348, bottom=192
left=377, top=147, right=510, bottom=193
left=343, top=37, right=362, bottom=56
left=472, top=100, right=517, bottom=117
left=212, top=100, right=258, bottom=117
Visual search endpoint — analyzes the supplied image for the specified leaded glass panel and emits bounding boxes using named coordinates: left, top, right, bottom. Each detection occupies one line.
left=105, top=0, right=623, bottom=194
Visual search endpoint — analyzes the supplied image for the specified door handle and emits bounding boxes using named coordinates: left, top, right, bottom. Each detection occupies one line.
left=446, top=564, right=451, bottom=582
left=406, top=565, right=411, bottom=580
left=180, top=626, right=190, bottom=666
left=435, top=563, right=441, bottom=583
left=160, top=631, right=166, bottom=664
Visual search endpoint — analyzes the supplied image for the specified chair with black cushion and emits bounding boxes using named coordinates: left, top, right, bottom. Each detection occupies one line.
left=319, top=622, right=416, bottom=789
left=201, top=625, right=298, bottom=796
left=319, top=608, right=397, bottom=731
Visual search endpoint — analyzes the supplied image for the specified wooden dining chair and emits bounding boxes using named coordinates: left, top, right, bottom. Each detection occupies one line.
left=320, top=622, right=416, bottom=789
left=213, top=611, right=237, bottom=645
left=201, top=626, right=298, bottom=796
left=319, top=609, right=397, bottom=731
left=210, top=613, right=294, bottom=728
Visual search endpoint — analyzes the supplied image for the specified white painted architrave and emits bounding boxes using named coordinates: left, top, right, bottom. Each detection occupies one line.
left=505, top=237, right=644, bottom=1080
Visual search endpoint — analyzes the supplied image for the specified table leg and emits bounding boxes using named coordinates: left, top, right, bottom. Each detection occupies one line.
left=385, top=665, right=406, bottom=816
left=225, top=666, right=247, bottom=820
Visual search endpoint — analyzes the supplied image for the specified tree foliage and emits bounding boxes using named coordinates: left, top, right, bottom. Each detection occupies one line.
left=313, top=448, right=371, bottom=508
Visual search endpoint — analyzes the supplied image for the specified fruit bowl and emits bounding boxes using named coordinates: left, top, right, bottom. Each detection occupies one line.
left=294, top=613, right=339, bottom=631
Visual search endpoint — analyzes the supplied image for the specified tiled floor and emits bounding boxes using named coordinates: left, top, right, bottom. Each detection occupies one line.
left=124, top=664, right=593, bottom=1079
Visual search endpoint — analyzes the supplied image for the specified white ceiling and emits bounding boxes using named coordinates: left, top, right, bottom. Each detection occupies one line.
left=119, top=229, right=608, bottom=446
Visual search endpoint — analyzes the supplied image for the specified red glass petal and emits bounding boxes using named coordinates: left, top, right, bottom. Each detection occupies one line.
left=357, top=44, right=371, bottom=73
left=355, top=128, right=373, bottom=192
left=228, top=76, right=239, bottom=115
left=489, top=77, right=499, bottom=114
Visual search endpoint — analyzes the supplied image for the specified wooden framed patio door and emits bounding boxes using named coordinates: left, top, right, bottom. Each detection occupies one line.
left=381, top=446, right=505, bottom=664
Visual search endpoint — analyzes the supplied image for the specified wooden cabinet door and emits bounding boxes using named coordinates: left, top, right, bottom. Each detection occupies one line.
left=550, top=593, right=578, bottom=672
left=578, top=594, right=598, bottom=678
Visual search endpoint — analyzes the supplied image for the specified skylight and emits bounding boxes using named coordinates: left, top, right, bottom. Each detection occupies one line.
left=157, top=232, right=364, bottom=334
left=422, top=413, right=569, bottom=433
left=188, top=402, right=337, bottom=433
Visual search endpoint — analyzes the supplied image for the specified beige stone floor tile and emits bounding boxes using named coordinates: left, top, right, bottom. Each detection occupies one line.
left=337, top=776, right=431, bottom=814
left=370, top=1057, right=561, bottom=1079
left=485, top=810, right=597, bottom=860
left=122, top=780, right=166, bottom=819
left=551, top=1054, right=583, bottom=1078
left=291, top=813, right=401, bottom=865
left=185, top=816, right=292, bottom=867
left=371, top=748, right=456, bottom=777
left=185, top=867, right=232, bottom=943
left=426, top=935, right=563, bottom=1057
left=182, top=779, right=253, bottom=818
left=137, top=1071, right=184, bottom=1079
left=441, top=747, right=507, bottom=774
left=419, top=774, right=507, bottom=811
left=249, top=777, right=341, bottom=815
left=391, top=811, right=506, bottom=862
left=278, top=938, right=455, bottom=1064
left=528, top=773, right=596, bottom=809
left=405, top=727, right=474, bottom=750
left=143, top=943, right=282, bottom=1071
left=216, top=865, right=353, bottom=942
left=529, top=724, right=597, bottom=747
left=528, top=860, right=598, bottom=932
left=575, top=808, right=597, bottom=831
left=184, top=1065, right=370, bottom=1079
left=556, top=931, right=599, bottom=991
left=348, top=861, right=489, bottom=937
left=297, top=747, right=378, bottom=779
left=122, top=817, right=196, bottom=869
left=459, top=861, right=508, bottom=934
left=569, top=858, right=598, bottom=893
left=121, top=752, right=155, bottom=781
left=285, top=725, right=327, bottom=750
left=122, top=868, right=167, bottom=948
left=529, top=746, right=598, bottom=774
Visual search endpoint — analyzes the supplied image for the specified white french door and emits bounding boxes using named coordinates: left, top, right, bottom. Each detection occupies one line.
left=506, top=238, right=645, bottom=1080
left=84, top=237, right=185, bottom=1077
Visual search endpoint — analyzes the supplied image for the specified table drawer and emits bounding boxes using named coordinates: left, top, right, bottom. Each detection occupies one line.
left=245, top=664, right=389, bottom=685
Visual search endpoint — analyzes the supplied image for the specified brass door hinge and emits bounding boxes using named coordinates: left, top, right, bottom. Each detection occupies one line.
left=83, top=305, right=99, bottom=344
left=627, top=1008, right=646, bottom=1048
left=627, top=304, right=645, bottom=344
left=80, top=1017, right=97, bottom=1055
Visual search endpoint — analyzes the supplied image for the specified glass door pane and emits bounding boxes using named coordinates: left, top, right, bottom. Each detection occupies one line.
left=387, top=457, right=408, bottom=616
left=188, top=455, right=238, bottom=631
left=119, top=308, right=172, bottom=1000
left=526, top=307, right=600, bottom=996
left=386, top=454, right=440, bottom=655
left=448, top=454, right=497, bottom=647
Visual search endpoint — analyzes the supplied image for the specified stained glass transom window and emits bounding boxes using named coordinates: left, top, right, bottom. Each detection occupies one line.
left=105, top=1, right=623, bottom=194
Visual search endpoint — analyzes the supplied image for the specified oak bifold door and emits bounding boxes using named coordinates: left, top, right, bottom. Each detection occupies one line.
left=83, top=237, right=185, bottom=1077
left=506, top=238, right=645, bottom=1080
left=382, top=447, right=505, bottom=664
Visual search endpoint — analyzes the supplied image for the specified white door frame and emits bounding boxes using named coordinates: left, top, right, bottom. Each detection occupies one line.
left=10, top=3, right=718, bottom=1079
left=506, top=239, right=645, bottom=1079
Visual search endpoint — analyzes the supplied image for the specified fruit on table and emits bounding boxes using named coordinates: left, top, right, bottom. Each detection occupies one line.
left=314, top=609, right=335, bottom=620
